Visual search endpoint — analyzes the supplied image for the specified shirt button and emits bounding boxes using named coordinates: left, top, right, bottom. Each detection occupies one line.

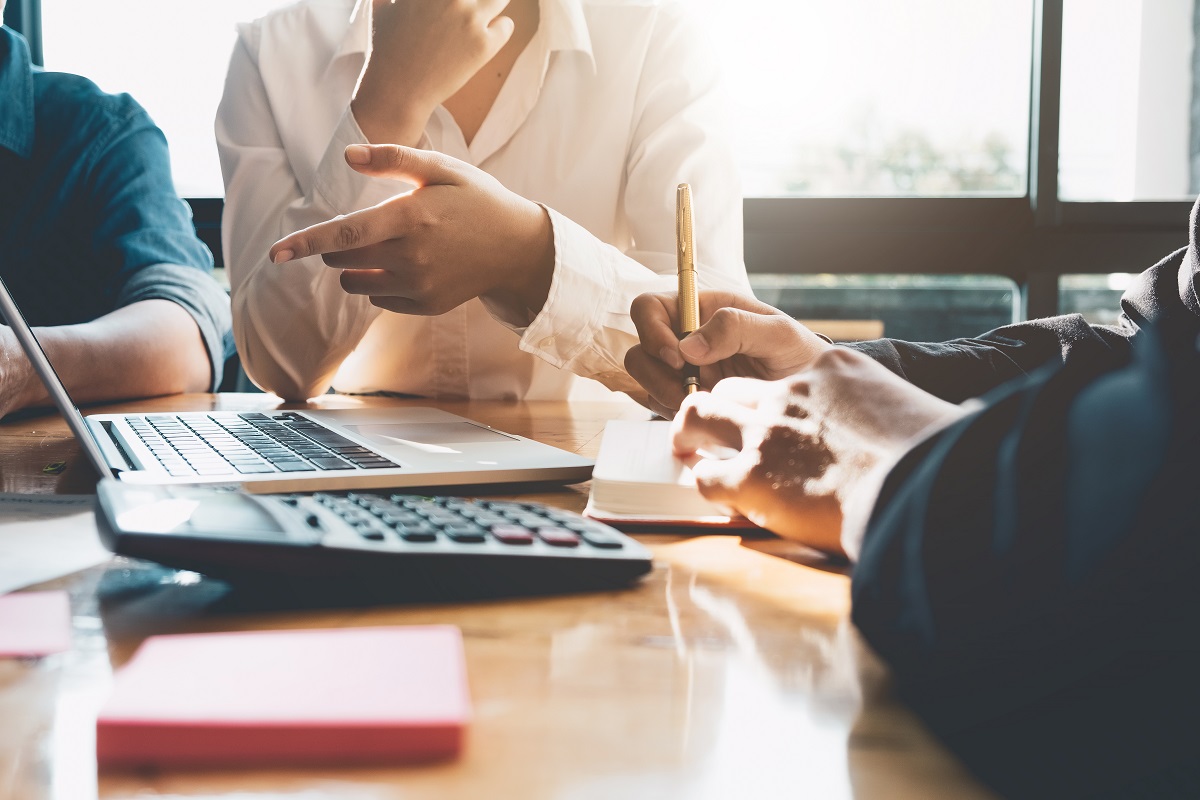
left=540, top=336, right=556, bottom=349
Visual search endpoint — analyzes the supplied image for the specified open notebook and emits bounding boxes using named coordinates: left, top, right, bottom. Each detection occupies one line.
left=583, top=420, right=758, bottom=529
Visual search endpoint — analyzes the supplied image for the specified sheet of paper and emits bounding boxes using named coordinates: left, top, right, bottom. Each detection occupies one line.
left=0, top=494, right=111, bottom=596
left=0, top=590, right=71, bottom=656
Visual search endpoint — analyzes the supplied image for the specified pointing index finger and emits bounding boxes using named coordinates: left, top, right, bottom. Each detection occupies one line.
left=269, top=203, right=403, bottom=265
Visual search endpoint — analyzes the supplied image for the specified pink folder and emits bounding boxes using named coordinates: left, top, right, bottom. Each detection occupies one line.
left=96, top=625, right=470, bottom=768
left=0, top=591, right=71, bottom=657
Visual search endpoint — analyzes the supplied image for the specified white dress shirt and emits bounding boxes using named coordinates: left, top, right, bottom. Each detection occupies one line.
left=217, top=0, right=750, bottom=401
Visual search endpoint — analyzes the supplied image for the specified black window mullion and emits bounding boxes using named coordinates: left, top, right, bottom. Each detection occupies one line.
left=1024, top=0, right=1064, bottom=319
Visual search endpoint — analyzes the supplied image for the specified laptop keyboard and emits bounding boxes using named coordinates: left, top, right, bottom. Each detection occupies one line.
left=126, top=412, right=399, bottom=478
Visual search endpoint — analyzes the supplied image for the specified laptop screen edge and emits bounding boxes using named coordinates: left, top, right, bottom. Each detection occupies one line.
left=0, top=276, right=119, bottom=479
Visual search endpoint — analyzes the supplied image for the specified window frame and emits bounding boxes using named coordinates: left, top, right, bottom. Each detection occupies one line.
left=11, top=0, right=1193, bottom=318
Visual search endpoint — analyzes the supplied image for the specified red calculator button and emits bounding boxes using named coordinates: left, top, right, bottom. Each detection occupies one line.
left=537, top=528, right=581, bottom=548
left=491, top=525, right=535, bottom=545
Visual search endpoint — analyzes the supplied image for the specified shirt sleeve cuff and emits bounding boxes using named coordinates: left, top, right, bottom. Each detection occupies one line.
left=516, top=207, right=622, bottom=371
left=115, top=263, right=233, bottom=391
left=311, top=108, right=425, bottom=214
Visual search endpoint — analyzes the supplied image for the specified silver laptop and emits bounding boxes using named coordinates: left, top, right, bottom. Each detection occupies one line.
left=0, top=276, right=593, bottom=493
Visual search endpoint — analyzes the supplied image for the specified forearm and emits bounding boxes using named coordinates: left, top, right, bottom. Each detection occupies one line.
left=850, top=333, right=1192, bottom=680
left=845, top=313, right=1131, bottom=403
left=4, top=300, right=210, bottom=414
left=851, top=332, right=1200, bottom=800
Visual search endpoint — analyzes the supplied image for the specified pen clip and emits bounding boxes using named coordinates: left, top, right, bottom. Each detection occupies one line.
left=676, top=184, right=694, bottom=269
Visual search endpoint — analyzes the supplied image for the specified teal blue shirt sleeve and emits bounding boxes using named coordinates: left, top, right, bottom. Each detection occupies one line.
left=83, top=112, right=232, bottom=390
left=84, top=113, right=231, bottom=391
left=1, top=25, right=232, bottom=390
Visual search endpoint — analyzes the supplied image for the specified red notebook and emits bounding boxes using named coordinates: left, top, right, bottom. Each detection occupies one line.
left=96, top=625, right=470, bottom=769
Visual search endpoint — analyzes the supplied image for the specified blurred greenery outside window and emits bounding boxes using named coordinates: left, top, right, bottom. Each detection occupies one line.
left=749, top=275, right=1020, bottom=343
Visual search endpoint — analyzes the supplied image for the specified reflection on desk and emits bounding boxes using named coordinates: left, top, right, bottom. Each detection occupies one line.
left=0, top=393, right=995, bottom=800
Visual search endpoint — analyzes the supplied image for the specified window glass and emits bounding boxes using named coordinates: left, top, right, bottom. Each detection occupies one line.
left=1059, top=0, right=1196, bottom=201
left=685, top=0, right=1034, bottom=197
left=42, top=1, right=1034, bottom=200
left=1059, top=274, right=1136, bottom=325
left=41, top=1, right=293, bottom=198
left=750, top=275, right=1019, bottom=342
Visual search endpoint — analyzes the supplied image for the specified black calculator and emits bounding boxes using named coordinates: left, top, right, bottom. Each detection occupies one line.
left=94, top=479, right=653, bottom=601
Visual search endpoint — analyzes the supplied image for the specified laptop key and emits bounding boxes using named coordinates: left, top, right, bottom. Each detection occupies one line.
left=194, top=465, right=237, bottom=476
left=308, top=457, right=355, bottom=470
left=234, top=464, right=277, bottom=474
left=273, top=461, right=317, bottom=472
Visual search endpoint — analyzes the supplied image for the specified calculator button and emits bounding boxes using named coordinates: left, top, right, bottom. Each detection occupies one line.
left=446, top=529, right=487, bottom=544
left=396, top=525, right=437, bottom=543
left=487, top=502, right=527, bottom=514
left=380, top=511, right=424, bottom=527
left=442, top=522, right=484, bottom=536
left=491, top=525, right=535, bottom=545
left=579, top=530, right=625, bottom=549
left=357, top=527, right=385, bottom=541
left=366, top=501, right=404, bottom=516
left=537, top=528, right=581, bottom=548
left=392, top=519, right=435, bottom=534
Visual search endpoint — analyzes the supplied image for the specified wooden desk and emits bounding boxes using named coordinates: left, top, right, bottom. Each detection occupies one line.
left=0, top=394, right=994, bottom=800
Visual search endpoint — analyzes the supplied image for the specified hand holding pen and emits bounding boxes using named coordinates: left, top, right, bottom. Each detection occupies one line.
left=623, top=187, right=836, bottom=417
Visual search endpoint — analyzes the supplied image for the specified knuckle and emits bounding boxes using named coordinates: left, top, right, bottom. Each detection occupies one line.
left=709, top=307, right=737, bottom=329
left=388, top=146, right=409, bottom=173
left=630, top=294, right=653, bottom=318
left=812, top=346, right=859, bottom=372
left=784, top=375, right=811, bottom=397
left=334, top=220, right=363, bottom=250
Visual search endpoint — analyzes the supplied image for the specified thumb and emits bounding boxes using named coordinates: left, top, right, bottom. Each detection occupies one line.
left=678, top=307, right=798, bottom=365
left=344, top=144, right=463, bottom=186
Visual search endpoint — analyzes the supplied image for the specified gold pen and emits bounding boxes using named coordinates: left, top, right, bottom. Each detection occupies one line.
left=676, top=183, right=701, bottom=395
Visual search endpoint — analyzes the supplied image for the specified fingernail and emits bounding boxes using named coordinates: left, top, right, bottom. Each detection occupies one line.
left=679, top=333, right=709, bottom=359
left=658, top=346, right=684, bottom=370
left=345, top=145, right=371, bottom=165
left=271, top=249, right=294, bottom=264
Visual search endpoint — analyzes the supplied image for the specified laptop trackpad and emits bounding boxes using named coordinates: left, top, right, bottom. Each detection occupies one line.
left=345, top=422, right=516, bottom=458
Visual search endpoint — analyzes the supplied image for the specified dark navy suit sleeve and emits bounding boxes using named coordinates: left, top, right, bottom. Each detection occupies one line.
left=843, top=312, right=1135, bottom=403
left=850, top=331, right=1200, bottom=799
left=82, top=98, right=231, bottom=390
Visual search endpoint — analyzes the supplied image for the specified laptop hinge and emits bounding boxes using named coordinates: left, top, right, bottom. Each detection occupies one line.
left=87, top=418, right=133, bottom=475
